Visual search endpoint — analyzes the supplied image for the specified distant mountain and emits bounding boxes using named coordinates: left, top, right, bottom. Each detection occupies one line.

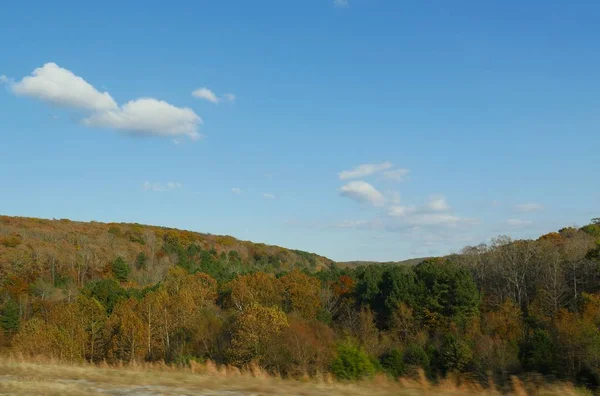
left=337, top=257, right=430, bottom=268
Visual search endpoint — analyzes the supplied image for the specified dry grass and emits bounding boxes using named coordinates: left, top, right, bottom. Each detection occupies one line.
left=0, top=356, right=586, bottom=396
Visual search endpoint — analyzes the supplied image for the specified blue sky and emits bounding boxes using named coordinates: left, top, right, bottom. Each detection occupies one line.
left=1, top=0, right=598, bottom=261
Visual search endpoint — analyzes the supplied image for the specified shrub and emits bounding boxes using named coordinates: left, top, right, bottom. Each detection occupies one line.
left=331, top=340, right=376, bottom=380
left=381, top=348, right=405, bottom=378
left=403, top=343, right=430, bottom=372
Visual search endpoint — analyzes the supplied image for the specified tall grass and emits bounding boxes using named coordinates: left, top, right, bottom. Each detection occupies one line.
left=0, top=354, right=588, bottom=395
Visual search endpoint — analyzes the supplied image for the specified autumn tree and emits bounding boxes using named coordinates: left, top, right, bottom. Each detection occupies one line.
left=228, top=304, right=289, bottom=369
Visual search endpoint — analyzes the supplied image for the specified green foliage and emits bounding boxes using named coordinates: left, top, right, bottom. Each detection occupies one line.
left=436, top=334, right=473, bottom=374
left=402, top=343, right=430, bottom=372
left=135, top=252, right=148, bottom=270
left=82, top=279, right=128, bottom=313
left=0, top=298, right=20, bottom=335
left=331, top=340, right=376, bottom=380
left=520, top=329, right=556, bottom=375
left=111, top=257, right=131, bottom=282
left=414, top=259, right=479, bottom=325
left=381, top=348, right=405, bottom=378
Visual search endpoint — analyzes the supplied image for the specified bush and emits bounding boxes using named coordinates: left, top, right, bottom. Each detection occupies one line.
left=331, top=340, right=376, bottom=380
left=437, top=334, right=473, bottom=373
left=403, top=343, right=430, bottom=372
left=381, top=348, right=405, bottom=378
left=1, top=234, right=22, bottom=248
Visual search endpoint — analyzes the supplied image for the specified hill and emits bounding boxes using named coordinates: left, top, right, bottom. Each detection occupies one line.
left=337, top=257, right=430, bottom=268
left=0, top=215, right=334, bottom=286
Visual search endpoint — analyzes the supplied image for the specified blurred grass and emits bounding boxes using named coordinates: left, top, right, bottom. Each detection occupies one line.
left=0, top=355, right=587, bottom=395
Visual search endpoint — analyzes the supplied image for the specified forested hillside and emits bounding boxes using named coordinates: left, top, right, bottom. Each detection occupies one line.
left=1, top=215, right=600, bottom=389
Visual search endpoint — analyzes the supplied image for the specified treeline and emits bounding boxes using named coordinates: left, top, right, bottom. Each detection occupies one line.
left=1, top=216, right=600, bottom=387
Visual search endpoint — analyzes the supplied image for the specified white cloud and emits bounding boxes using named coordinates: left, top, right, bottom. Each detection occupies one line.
left=232, top=188, right=242, bottom=194
left=506, top=218, right=533, bottom=226
left=334, top=0, right=349, bottom=7
left=427, top=196, right=450, bottom=212
left=381, top=168, right=409, bottom=182
left=388, top=205, right=416, bottom=217
left=0, top=75, right=8, bottom=84
left=7, top=63, right=202, bottom=141
left=83, top=98, right=202, bottom=140
left=263, top=193, right=276, bottom=200
left=143, top=181, right=182, bottom=192
left=10, top=63, right=118, bottom=111
left=223, top=93, right=236, bottom=103
left=516, top=203, right=544, bottom=212
left=339, top=162, right=392, bottom=180
left=339, top=181, right=386, bottom=207
left=408, top=213, right=462, bottom=226
left=192, top=88, right=236, bottom=104
left=192, top=87, right=219, bottom=103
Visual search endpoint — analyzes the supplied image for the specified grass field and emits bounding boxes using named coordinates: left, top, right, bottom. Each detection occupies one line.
left=0, top=356, right=589, bottom=396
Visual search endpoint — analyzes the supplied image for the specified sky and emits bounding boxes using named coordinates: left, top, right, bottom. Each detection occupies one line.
left=1, top=1, right=598, bottom=262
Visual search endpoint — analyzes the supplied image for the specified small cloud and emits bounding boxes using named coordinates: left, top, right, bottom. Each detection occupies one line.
left=263, top=193, right=276, bottom=200
left=381, top=168, right=409, bottom=182
left=172, top=139, right=181, bottom=145
left=516, top=203, right=544, bottom=212
left=0, top=75, right=8, bottom=84
left=83, top=98, right=202, bottom=140
left=339, top=181, right=386, bottom=207
left=223, top=93, right=236, bottom=103
left=408, top=213, right=462, bottom=226
left=339, top=162, right=392, bottom=180
left=506, top=218, right=533, bottom=226
left=50, top=115, right=60, bottom=120
left=192, top=87, right=219, bottom=103
left=334, top=0, right=349, bottom=7
left=232, top=188, right=242, bottom=194
left=491, top=200, right=499, bottom=207
left=427, top=196, right=450, bottom=212
left=143, top=181, right=182, bottom=192
left=388, top=205, right=416, bottom=217
left=192, top=88, right=236, bottom=104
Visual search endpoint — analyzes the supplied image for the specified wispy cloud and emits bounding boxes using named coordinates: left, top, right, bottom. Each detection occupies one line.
left=339, top=162, right=392, bottom=180
left=6, top=63, right=202, bottom=141
left=143, top=181, right=182, bottom=192
left=0, top=75, right=9, bottom=84
left=516, top=203, right=544, bottom=212
left=263, top=193, right=276, bottom=200
left=506, top=218, right=533, bottom=226
left=339, top=181, right=386, bottom=207
left=232, top=188, right=242, bottom=195
left=192, top=87, right=236, bottom=104
left=334, top=0, right=349, bottom=7
left=381, top=168, right=409, bottom=182
left=427, top=196, right=450, bottom=212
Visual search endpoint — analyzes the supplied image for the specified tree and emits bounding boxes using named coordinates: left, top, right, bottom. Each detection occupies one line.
left=106, top=298, right=146, bottom=362
left=280, top=269, right=321, bottom=319
left=228, top=304, right=289, bottom=369
left=414, top=259, right=479, bottom=328
left=0, top=298, right=20, bottom=336
left=111, top=257, right=130, bottom=282
left=227, top=272, right=283, bottom=311
left=135, top=252, right=148, bottom=270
